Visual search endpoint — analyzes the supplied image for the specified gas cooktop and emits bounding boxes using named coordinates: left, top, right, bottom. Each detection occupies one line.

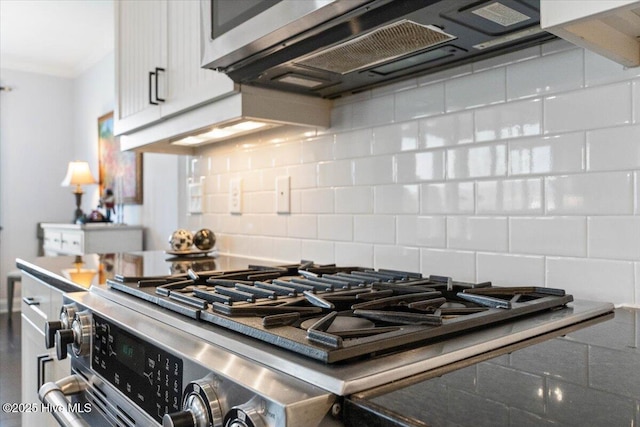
left=106, top=261, right=576, bottom=363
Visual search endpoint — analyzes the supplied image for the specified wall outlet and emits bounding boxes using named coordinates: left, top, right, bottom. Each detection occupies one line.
left=229, top=178, right=242, bottom=214
left=276, top=176, right=290, bottom=214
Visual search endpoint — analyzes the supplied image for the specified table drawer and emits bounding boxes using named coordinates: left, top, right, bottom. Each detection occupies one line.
left=60, top=231, right=83, bottom=255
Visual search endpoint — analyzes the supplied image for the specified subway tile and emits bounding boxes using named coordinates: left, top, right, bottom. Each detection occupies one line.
left=301, top=240, right=335, bottom=264
left=250, top=236, right=276, bottom=259
left=547, top=257, right=634, bottom=304
left=271, top=237, right=301, bottom=262
left=421, top=181, right=475, bottom=214
left=353, top=155, right=394, bottom=185
left=287, top=163, right=317, bottom=189
left=287, top=215, right=317, bottom=239
left=446, top=143, right=507, bottom=179
left=545, top=171, right=634, bottom=215
left=588, top=216, right=640, bottom=260
left=510, top=217, right=587, bottom=257
left=585, top=49, right=640, bottom=87
left=372, top=121, right=418, bottom=155
left=544, top=82, right=632, bottom=133
left=335, top=186, right=373, bottom=214
left=330, top=102, right=352, bottom=131
left=509, top=132, right=585, bottom=176
left=396, top=150, right=445, bottom=183
left=259, top=215, right=287, bottom=236
left=417, top=63, right=473, bottom=85
left=335, top=242, right=373, bottom=267
left=421, top=248, right=476, bottom=281
left=476, top=178, right=543, bottom=214
left=636, top=263, right=640, bottom=305
left=541, top=39, right=580, bottom=55
left=633, top=80, right=640, bottom=124
left=354, top=215, right=395, bottom=244
left=317, top=215, right=353, bottom=241
left=374, top=245, right=420, bottom=272
left=445, top=68, right=506, bottom=112
left=447, top=216, right=508, bottom=252
left=473, top=45, right=540, bottom=72
left=334, top=129, right=372, bottom=159
left=300, top=188, right=334, bottom=213
left=371, top=78, right=417, bottom=97
left=244, top=191, right=274, bottom=214
left=637, top=172, right=640, bottom=215
left=475, top=99, right=542, bottom=142
left=271, top=141, right=302, bottom=167
left=228, top=149, right=251, bottom=171
left=317, top=160, right=353, bottom=187
left=301, top=134, right=334, bottom=163
left=419, top=110, right=474, bottom=148
left=397, top=216, right=446, bottom=247
left=477, top=252, right=545, bottom=287
left=507, top=49, right=583, bottom=100
left=374, top=184, right=419, bottom=214
left=587, top=125, right=640, bottom=171
left=476, top=363, right=544, bottom=415
left=394, top=82, right=445, bottom=121
left=352, top=94, right=394, bottom=128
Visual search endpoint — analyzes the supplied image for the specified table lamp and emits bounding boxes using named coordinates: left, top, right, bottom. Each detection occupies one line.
left=61, top=161, right=97, bottom=223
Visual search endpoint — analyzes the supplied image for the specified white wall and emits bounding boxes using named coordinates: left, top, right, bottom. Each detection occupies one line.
left=184, top=40, right=640, bottom=307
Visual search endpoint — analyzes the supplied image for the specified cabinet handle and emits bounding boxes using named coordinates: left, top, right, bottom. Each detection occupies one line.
left=23, top=297, right=39, bottom=306
left=149, top=70, right=158, bottom=105
left=155, top=67, right=165, bottom=102
left=37, top=354, right=54, bottom=391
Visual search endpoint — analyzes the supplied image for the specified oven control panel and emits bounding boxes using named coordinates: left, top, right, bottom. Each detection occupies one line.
left=92, top=314, right=183, bottom=424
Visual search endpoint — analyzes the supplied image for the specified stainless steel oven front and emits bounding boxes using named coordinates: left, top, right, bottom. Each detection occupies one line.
left=40, top=292, right=338, bottom=427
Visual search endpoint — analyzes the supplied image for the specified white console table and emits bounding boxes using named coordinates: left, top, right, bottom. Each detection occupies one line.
left=41, top=223, right=143, bottom=256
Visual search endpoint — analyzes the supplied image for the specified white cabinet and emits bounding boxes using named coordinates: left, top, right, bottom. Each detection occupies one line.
left=114, top=0, right=235, bottom=136
left=21, top=272, right=69, bottom=427
left=41, top=223, right=143, bottom=256
left=541, top=0, right=640, bottom=67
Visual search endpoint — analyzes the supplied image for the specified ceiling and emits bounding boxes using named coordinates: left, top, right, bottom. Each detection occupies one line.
left=0, top=0, right=114, bottom=78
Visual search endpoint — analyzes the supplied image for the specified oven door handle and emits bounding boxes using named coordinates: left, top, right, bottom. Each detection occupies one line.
left=38, top=375, right=90, bottom=427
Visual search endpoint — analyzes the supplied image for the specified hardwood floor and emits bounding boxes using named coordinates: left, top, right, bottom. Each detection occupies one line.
left=0, top=312, right=22, bottom=427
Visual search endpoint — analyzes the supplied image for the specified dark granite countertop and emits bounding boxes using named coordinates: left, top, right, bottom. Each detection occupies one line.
left=16, top=250, right=280, bottom=293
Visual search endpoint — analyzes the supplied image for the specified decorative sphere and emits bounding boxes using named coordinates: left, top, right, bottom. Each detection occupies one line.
left=193, top=228, right=216, bottom=250
left=169, top=229, right=193, bottom=251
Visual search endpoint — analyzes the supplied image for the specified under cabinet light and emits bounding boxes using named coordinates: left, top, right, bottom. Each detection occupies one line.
left=172, top=120, right=273, bottom=146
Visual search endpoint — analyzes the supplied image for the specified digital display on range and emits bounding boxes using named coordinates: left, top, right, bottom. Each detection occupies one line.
left=92, top=314, right=183, bottom=423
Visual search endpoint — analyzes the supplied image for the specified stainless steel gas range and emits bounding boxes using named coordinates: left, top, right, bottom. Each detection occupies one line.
left=40, top=256, right=614, bottom=427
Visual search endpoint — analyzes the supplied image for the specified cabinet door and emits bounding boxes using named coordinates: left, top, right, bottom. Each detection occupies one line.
left=162, top=0, right=235, bottom=117
left=114, top=0, right=167, bottom=135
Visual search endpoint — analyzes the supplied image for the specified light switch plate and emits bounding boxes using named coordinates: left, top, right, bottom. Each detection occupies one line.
left=276, top=175, right=290, bottom=214
left=188, top=177, right=204, bottom=214
left=229, top=178, right=242, bottom=214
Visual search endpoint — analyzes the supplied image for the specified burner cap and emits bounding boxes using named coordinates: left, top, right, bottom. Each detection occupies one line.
left=300, top=315, right=375, bottom=332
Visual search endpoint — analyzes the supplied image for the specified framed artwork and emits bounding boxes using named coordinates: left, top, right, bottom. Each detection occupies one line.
left=98, top=112, right=143, bottom=205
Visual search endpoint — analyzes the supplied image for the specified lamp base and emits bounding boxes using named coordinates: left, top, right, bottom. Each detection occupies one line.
left=72, top=190, right=84, bottom=224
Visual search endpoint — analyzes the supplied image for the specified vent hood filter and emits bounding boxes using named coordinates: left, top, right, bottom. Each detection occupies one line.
left=119, top=86, right=332, bottom=154
left=296, top=20, right=456, bottom=75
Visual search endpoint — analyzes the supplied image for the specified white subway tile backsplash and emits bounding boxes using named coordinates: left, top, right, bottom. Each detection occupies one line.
left=301, top=240, right=335, bottom=264
left=445, top=68, right=505, bottom=112
left=318, top=160, right=353, bottom=187
left=335, top=242, right=373, bottom=266
left=335, top=129, right=372, bottom=159
left=335, top=186, right=374, bottom=214
left=374, top=184, right=419, bottom=214
left=287, top=215, right=317, bottom=239
left=477, top=253, right=545, bottom=287
left=318, top=215, right=353, bottom=241
left=446, top=144, right=507, bottom=179
left=354, top=215, right=395, bottom=243
left=271, top=238, right=302, bottom=263
left=587, top=125, right=640, bottom=171
left=421, top=248, right=476, bottom=282
left=421, top=181, right=475, bottom=214
left=374, top=245, right=420, bottom=272
left=396, top=150, right=445, bottom=183
left=636, top=172, right=640, bottom=215
left=506, top=49, right=583, bottom=100
left=510, top=217, right=587, bottom=257
left=585, top=50, right=640, bottom=87
left=588, top=217, right=640, bottom=260
left=473, top=46, right=540, bottom=72
left=547, top=257, right=634, bottom=304
left=353, top=156, right=394, bottom=185
left=244, top=191, right=274, bottom=214
left=635, top=263, right=640, bottom=305
left=545, top=172, right=634, bottom=215
left=397, top=216, right=446, bottom=247
left=418, top=111, right=474, bottom=148
left=475, top=99, right=542, bottom=142
left=544, top=82, right=632, bottom=134
left=301, top=188, right=334, bottom=214
left=330, top=102, right=352, bottom=131
left=372, top=121, right=418, bottom=155
left=287, top=163, right=317, bottom=189
left=509, top=132, right=585, bottom=176
left=447, top=216, right=508, bottom=252
left=259, top=215, right=287, bottom=236
left=394, top=82, right=445, bottom=121
left=477, top=178, right=542, bottom=214
left=352, top=94, right=394, bottom=128
left=301, top=134, right=334, bottom=163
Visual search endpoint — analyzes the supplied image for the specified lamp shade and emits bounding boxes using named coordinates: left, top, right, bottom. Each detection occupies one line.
left=61, top=161, right=97, bottom=188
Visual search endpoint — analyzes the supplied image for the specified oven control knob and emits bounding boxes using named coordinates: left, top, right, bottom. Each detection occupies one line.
left=55, top=329, right=75, bottom=360
left=163, top=379, right=222, bottom=427
left=44, top=303, right=78, bottom=349
left=70, top=311, right=93, bottom=358
left=223, top=398, right=265, bottom=427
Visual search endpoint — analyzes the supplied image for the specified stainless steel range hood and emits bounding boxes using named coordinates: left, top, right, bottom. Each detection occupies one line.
left=120, top=85, right=332, bottom=154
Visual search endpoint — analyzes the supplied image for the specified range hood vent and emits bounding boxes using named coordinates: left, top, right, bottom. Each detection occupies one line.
left=120, top=85, right=332, bottom=154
